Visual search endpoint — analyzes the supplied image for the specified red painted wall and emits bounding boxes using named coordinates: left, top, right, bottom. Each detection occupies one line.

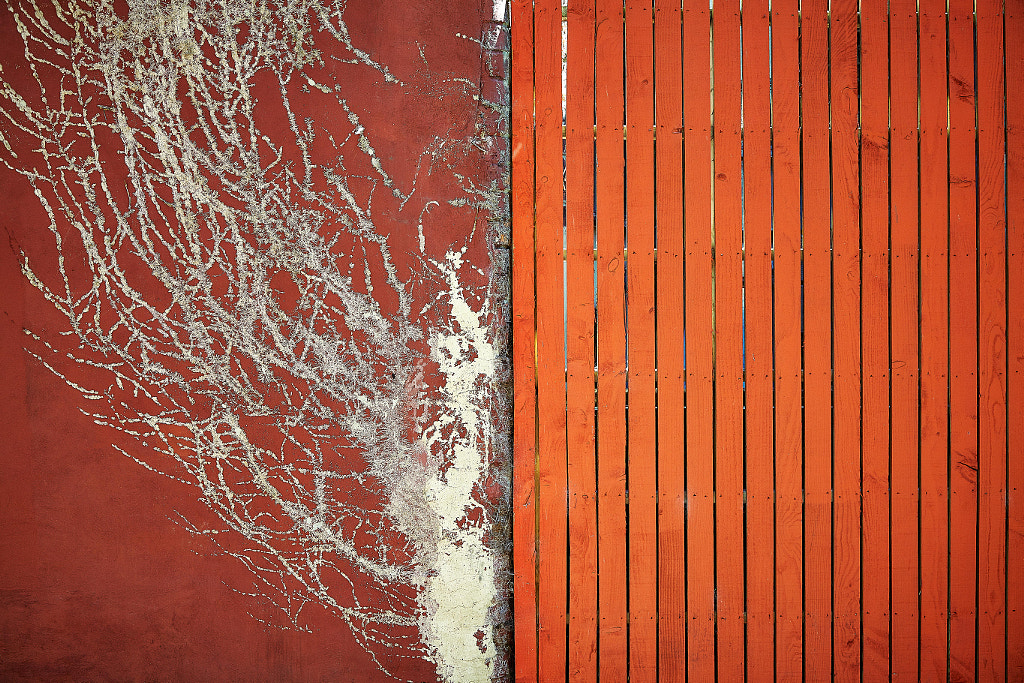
left=0, top=1, right=509, bottom=680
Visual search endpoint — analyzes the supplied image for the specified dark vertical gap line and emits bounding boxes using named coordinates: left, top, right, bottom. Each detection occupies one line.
left=826, top=2, right=837, bottom=681
left=739, top=0, right=750, bottom=675
left=710, top=2, right=720, bottom=680
left=562, top=8, right=571, bottom=677
left=972, top=4, right=981, bottom=680
left=622, top=0, right=631, bottom=678
left=885, top=0, right=894, bottom=675
left=855, top=0, right=865, bottom=678
left=915, top=0, right=925, bottom=674
left=768, top=3, right=778, bottom=679
left=1002, top=5, right=1011, bottom=679
left=944, top=4, right=953, bottom=676
left=592, top=1, right=600, bottom=678
left=681, top=0, right=690, bottom=674
left=650, top=1, right=660, bottom=679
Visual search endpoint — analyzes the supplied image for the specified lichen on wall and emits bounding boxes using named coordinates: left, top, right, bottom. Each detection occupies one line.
left=0, top=0, right=510, bottom=679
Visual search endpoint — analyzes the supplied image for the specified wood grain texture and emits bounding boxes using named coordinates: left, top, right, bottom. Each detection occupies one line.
left=799, top=0, right=832, bottom=677
left=565, top=1, right=598, bottom=679
left=624, top=2, right=657, bottom=679
left=594, top=0, right=627, bottom=679
left=740, top=0, right=776, bottom=677
left=828, top=0, right=863, bottom=678
left=769, top=0, right=802, bottom=676
left=654, top=0, right=684, bottom=678
left=1008, top=1, right=1024, bottom=677
left=947, top=0, right=979, bottom=677
left=682, top=1, right=715, bottom=678
left=976, top=1, right=1007, bottom=678
left=711, top=0, right=744, bottom=678
left=533, top=0, right=567, bottom=676
left=510, top=1, right=538, bottom=680
left=859, top=0, right=892, bottom=676
left=917, top=0, right=950, bottom=677
left=888, top=0, right=920, bottom=678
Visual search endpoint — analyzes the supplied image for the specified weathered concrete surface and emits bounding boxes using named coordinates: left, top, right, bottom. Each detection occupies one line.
left=0, top=0, right=509, bottom=679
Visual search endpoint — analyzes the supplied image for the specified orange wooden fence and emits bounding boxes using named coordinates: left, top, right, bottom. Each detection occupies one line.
left=511, top=0, right=1023, bottom=679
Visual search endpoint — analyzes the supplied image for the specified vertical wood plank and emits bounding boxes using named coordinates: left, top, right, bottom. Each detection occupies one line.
left=888, top=0, right=921, bottom=677
left=565, top=0, right=598, bottom=678
left=829, top=0, right=863, bottom=678
left=653, top=0, right=685, bottom=677
left=947, top=0, right=979, bottom=676
left=860, top=0, right=892, bottom=675
left=769, top=0, right=803, bottom=676
left=511, top=1, right=538, bottom=680
left=1007, top=0, right=1024, bottom=675
left=918, top=0, right=950, bottom=677
left=711, top=0, right=745, bottom=678
left=624, top=2, right=657, bottom=679
left=683, top=0, right=715, bottom=677
left=741, top=0, right=776, bottom=676
left=594, top=0, right=627, bottom=678
left=800, top=0, right=833, bottom=677
left=534, top=0, right=568, bottom=677
left=976, top=0, right=1007, bottom=677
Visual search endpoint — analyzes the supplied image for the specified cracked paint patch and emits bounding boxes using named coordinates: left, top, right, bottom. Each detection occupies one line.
left=0, top=0, right=510, bottom=679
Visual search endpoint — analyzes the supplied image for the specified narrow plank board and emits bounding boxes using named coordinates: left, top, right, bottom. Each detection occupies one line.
left=859, top=0, right=892, bottom=675
left=711, top=0, right=745, bottom=678
left=888, top=0, right=920, bottom=678
left=975, top=1, right=1007, bottom=677
left=510, top=2, right=538, bottom=680
left=653, top=0, right=685, bottom=677
left=594, top=0, right=627, bottom=678
left=917, top=0, right=950, bottom=677
left=947, top=0, right=979, bottom=676
left=683, top=0, right=715, bottom=678
left=828, top=0, right=863, bottom=677
left=768, top=0, right=803, bottom=676
left=799, top=0, right=832, bottom=677
left=1007, top=0, right=1024, bottom=675
left=740, top=0, right=776, bottom=676
left=533, top=0, right=568, bottom=677
left=565, top=1, right=598, bottom=678
left=624, top=2, right=657, bottom=678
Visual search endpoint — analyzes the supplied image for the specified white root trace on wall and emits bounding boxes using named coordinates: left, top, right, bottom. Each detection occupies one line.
left=0, top=0, right=506, bottom=679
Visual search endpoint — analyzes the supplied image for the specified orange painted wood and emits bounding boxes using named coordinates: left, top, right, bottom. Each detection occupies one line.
left=565, top=1, right=597, bottom=679
left=828, top=0, right=863, bottom=678
left=888, top=0, right=920, bottom=678
left=682, top=0, right=715, bottom=678
left=653, top=0, right=684, bottom=677
left=623, top=2, right=657, bottom=679
left=512, top=3, right=1023, bottom=680
left=976, top=2, right=1007, bottom=678
left=593, top=0, right=627, bottom=678
left=710, top=0, right=744, bottom=679
left=533, top=0, right=567, bottom=677
left=947, top=0, right=979, bottom=677
left=917, top=0, right=950, bottom=677
left=768, top=0, right=802, bottom=676
left=1008, top=0, right=1024, bottom=675
left=799, top=0, right=832, bottom=677
left=859, top=0, right=891, bottom=676
left=564, top=2, right=598, bottom=679
left=740, top=0, right=775, bottom=677
left=510, top=1, right=538, bottom=680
